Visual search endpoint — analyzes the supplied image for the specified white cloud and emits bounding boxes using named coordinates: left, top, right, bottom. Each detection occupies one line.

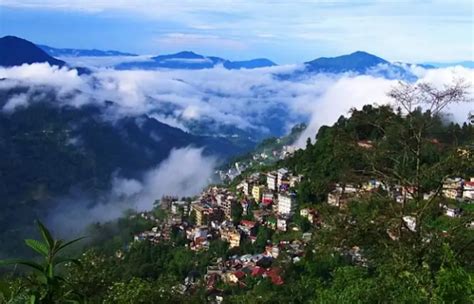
left=1, top=62, right=472, bottom=144
left=47, top=146, right=216, bottom=235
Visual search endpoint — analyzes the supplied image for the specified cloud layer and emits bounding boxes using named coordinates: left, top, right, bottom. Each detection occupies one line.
left=1, top=62, right=472, bottom=235
left=47, top=147, right=216, bottom=235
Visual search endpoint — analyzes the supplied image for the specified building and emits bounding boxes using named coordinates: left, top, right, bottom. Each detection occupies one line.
left=443, top=177, right=463, bottom=199
left=171, top=200, right=189, bottom=215
left=191, top=203, right=210, bottom=226
left=463, top=179, right=474, bottom=201
left=261, top=192, right=273, bottom=206
left=277, top=218, right=288, bottom=231
left=267, top=173, right=277, bottom=191
left=278, top=193, right=297, bottom=215
left=252, top=185, right=265, bottom=202
left=277, top=168, right=289, bottom=189
left=221, top=229, right=241, bottom=248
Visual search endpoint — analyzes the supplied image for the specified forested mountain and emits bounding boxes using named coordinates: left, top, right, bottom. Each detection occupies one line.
left=1, top=82, right=471, bottom=303
left=0, top=87, right=253, bottom=258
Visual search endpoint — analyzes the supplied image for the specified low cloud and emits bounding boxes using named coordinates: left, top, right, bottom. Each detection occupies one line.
left=47, top=146, right=216, bottom=236
left=1, top=63, right=472, bottom=142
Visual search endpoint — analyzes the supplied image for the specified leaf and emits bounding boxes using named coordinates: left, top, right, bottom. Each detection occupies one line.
left=25, top=239, right=49, bottom=257
left=0, top=259, right=44, bottom=272
left=36, top=220, right=54, bottom=250
left=58, top=237, right=86, bottom=251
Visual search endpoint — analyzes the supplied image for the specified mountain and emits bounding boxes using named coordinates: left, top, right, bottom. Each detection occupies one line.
left=38, top=44, right=138, bottom=57
left=280, top=51, right=416, bottom=81
left=0, top=86, right=254, bottom=257
left=116, top=51, right=276, bottom=70
left=304, top=51, right=388, bottom=74
left=0, top=36, right=66, bottom=67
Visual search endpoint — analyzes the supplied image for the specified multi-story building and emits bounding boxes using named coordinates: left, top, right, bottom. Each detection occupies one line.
left=443, top=177, right=463, bottom=200
left=221, top=229, right=241, bottom=248
left=262, top=192, right=273, bottom=206
left=191, top=203, right=210, bottom=226
left=267, top=173, right=277, bottom=191
left=278, top=193, right=297, bottom=215
left=277, top=168, right=289, bottom=189
left=463, top=179, right=474, bottom=201
left=252, top=185, right=265, bottom=202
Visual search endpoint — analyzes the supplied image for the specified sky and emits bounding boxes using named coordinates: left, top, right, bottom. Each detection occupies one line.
left=0, top=0, right=473, bottom=64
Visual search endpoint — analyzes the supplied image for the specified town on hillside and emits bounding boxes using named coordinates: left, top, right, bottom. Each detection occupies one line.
left=129, top=160, right=474, bottom=303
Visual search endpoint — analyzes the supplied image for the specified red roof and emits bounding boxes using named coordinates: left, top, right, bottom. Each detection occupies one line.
left=465, top=181, right=474, bottom=187
left=233, top=270, right=246, bottom=279
left=251, top=266, right=266, bottom=277
left=240, top=220, right=256, bottom=227
left=265, top=268, right=284, bottom=285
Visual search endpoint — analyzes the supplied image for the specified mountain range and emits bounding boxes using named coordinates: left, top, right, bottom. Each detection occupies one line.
left=38, top=44, right=138, bottom=57
left=115, top=51, right=276, bottom=70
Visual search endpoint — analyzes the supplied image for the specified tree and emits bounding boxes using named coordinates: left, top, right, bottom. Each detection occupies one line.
left=0, top=220, right=84, bottom=303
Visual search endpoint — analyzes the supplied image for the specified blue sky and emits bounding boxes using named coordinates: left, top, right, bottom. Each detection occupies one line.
left=0, top=0, right=472, bottom=64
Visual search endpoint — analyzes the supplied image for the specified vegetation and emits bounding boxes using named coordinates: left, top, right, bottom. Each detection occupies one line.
left=1, top=82, right=473, bottom=303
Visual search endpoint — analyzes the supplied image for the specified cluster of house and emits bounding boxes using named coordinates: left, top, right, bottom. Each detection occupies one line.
left=326, top=177, right=474, bottom=218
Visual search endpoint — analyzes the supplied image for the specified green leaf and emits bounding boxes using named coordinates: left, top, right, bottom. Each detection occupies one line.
left=58, top=237, right=86, bottom=251
left=36, top=220, right=54, bottom=250
left=25, top=239, right=49, bottom=257
left=0, top=259, right=44, bottom=272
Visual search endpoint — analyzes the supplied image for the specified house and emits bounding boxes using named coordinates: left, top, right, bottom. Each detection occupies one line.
left=442, top=205, right=461, bottom=218
left=277, top=168, right=289, bottom=189
left=261, top=192, right=273, bottom=206
left=403, top=216, right=416, bottom=232
left=278, top=193, right=297, bottom=215
left=267, top=173, right=277, bottom=191
left=300, top=208, right=318, bottom=224
left=463, top=179, right=474, bottom=201
left=357, top=140, right=373, bottom=149
left=277, top=217, right=288, bottom=231
left=252, top=185, right=265, bottom=202
left=239, top=220, right=257, bottom=236
left=221, top=229, right=241, bottom=248
left=443, top=177, right=463, bottom=199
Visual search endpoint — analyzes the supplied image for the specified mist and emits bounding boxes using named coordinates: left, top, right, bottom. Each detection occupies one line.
left=47, top=146, right=216, bottom=236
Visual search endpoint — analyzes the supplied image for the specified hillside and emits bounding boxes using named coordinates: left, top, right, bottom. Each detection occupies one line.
left=1, top=82, right=472, bottom=303
left=0, top=86, right=253, bottom=258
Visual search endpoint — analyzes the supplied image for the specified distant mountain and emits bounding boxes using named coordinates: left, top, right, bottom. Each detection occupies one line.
left=0, top=36, right=66, bottom=67
left=422, top=61, right=474, bottom=69
left=281, top=51, right=416, bottom=81
left=38, top=44, right=138, bottom=57
left=0, top=36, right=91, bottom=75
left=116, top=51, right=276, bottom=70
left=304, top=51, right=388, bottom=74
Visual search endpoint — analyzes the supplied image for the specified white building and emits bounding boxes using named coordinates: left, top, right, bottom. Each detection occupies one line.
left=278, top=193, right=297, bottom=215
left=267, top=173, right=277, bottom=191
left=463, top=180, right=474, bottom=201
left=277, top=168, right=289, bottom=189
left=277, top=218, right=288, bottom=231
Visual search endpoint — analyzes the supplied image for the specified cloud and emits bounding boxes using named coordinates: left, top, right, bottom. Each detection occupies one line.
left=47, top=146, right=216, bottom=236
left=1, top=63, right=472, bottom=142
